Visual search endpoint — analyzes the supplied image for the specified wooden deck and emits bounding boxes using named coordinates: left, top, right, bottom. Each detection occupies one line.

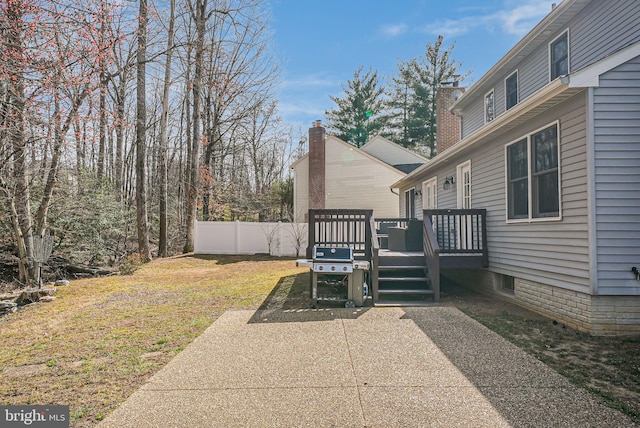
left=305, top=209, right=488, bottom=306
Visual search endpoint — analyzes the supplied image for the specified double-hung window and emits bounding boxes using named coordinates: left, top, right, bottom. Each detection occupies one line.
left=484, top=90, right=494, bottom=123
left=422, top=177, right=437, bottom=210
left=505, top=71, right=518, bottom=110
left=550, top=31, right=569, bottom=81
left=506, top=123, right=561, bottom=221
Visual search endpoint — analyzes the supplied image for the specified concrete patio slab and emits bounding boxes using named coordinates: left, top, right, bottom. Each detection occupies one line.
left=99, top=306, right=639, bottom=428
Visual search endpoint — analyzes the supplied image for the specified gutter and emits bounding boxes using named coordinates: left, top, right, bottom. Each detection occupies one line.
left=391, top=77, right=572, bottom=189
left=452, top=0, right=588, bottom=110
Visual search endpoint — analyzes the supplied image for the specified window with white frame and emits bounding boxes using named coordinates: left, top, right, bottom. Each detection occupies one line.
left=404, top=188, right=415, bottom=218
left=485, top=90, right=494, bottom=123
left=506, top=123, right=561, bottom=221
left=505, top=71, right=518, bottom=110
left=422, top=177, right=437, bottom=210
left=550, top=31, right=569, bottom=81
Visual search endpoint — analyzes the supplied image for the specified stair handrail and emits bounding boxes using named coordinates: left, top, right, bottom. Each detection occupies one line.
left=422, top=213, right=440, bottom=303
left=368, top=215, right=379, bottom=302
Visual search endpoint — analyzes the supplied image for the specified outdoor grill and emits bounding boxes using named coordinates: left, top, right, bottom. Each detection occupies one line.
left=296, top=246, right=369, bottom=308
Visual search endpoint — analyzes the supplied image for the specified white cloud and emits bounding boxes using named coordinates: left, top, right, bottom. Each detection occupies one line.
left=421, top=0, right=551, bottom=39
left=496, top=2, right=552, bottom=36
left=421, top=17, right=476, bottom=38
left=380, top=23, right=408, bottom=38
left=281, top=73, right=337, bottom=89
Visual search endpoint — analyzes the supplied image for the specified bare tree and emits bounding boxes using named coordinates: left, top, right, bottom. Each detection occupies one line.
left=135, top=0, right=152, bottom=261
left=158, top=0, right=176, bottom=257
left=183, top=0, right=208, bottom=253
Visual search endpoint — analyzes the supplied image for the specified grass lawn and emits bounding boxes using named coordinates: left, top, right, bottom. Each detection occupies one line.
left=0, top=255, right=306, bottom=427
left=2, top=255, right=639, bottom=427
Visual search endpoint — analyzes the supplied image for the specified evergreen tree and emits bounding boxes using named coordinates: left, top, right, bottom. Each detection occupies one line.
left=325, top=66, right=388, bottom=148
left=387, top=35, right=469, bottom=157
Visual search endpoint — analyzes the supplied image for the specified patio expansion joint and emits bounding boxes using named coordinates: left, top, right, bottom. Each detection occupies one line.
left=140, top=386, right=364, bottom=392
left=340, top=316, right=367, bottom=425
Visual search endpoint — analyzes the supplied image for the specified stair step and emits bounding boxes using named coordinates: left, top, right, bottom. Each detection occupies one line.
left=375, top=300, right=437, bottom=307
left=378, top=265, right=425, bottom=270
left=378, top=288, right=434, bottom=295
left=379, top=276, right=428, bottom=282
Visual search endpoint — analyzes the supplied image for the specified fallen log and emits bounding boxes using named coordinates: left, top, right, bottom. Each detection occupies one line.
left=47, top=255, right=114, bottom=277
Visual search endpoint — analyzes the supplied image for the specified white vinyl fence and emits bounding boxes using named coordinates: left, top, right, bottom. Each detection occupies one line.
left=194, top=220, right=308, bottom=257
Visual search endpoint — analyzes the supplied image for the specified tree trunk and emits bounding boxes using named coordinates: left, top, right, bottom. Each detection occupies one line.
left=6, top=0, right=36, bottom=286
left=135, top=0, right=152, bottom=261
left=158, top=0, right=175, bottom=257
left=97, top=8, right=107, bottom=180
left=114, top=72, right=127, bottom=201
left=35, top=86, right=88, bottom=236
left=183, top=0, right=207, bottom=253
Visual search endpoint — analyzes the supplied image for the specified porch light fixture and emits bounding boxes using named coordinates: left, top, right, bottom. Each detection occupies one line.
left=443, top=176, right=455, bottom=190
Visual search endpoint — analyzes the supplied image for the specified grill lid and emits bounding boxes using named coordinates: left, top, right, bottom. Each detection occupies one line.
left=312, top=246, right=353, bottom=262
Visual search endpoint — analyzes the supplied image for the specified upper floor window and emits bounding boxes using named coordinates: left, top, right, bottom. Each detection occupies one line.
left=550, top=31, right=569, bottom=81
left=506, top=122, right=561, bottom=222
left=505, top=71, right=518, bottom=110
left=484, top=90, right=494, bottom=123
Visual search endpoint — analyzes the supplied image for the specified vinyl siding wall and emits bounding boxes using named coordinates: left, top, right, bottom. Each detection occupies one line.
left=592, top=56, right=640, bottom=295
left=461, top=0, right=640, bottom=139
left=571, top=0, right=640, bottom=72
left=324, top=137, right=402, bottom=218
left=404, top=92, right=591, bottom=293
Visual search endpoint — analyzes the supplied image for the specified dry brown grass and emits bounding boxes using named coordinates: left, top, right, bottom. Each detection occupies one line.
left=0, top=254, right=305, bottom=427
left=3, top=256, right=638, bottom=426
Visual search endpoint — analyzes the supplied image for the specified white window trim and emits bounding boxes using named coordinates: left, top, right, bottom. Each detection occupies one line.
left=548, top=29, right=570, bottom=82
left=504, top=70, right=518, bottom=110
left=422, top=177, right=438, bottom=210
left=505, top=120, right=562, bottom=224
left=484, top=89, right=495, bottom=124
left=456, top=160, right=471, bottom=209
left=404, top=187, right=416, bottom=218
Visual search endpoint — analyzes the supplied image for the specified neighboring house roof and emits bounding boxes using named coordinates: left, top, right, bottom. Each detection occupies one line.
left=291, top=134, right=426, bottom=174
left=360, top=135, right=427, bottom=166
left=392, top=163, right=425, bottom=174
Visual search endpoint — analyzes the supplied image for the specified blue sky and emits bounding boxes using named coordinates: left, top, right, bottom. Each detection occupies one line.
left=270, top=0, right=557, bottom=132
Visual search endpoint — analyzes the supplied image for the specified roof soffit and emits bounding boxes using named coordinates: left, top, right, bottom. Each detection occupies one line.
left=392, top=79, right=584, bottom=188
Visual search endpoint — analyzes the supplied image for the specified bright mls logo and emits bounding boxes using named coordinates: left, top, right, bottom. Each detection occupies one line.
left=1, top=406, right=69, bottom=427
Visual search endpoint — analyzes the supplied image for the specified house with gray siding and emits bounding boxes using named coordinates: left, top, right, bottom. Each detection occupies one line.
left=391, top=0, right=640, bottom=335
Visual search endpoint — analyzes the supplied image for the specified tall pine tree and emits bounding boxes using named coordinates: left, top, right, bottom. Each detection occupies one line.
left=387, top=35, right=468, bottom=157
left=325, top=66, right=387, bottom=148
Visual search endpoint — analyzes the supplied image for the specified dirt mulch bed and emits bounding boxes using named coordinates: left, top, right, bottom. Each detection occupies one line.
left=438, top=278, right=640, bottom=424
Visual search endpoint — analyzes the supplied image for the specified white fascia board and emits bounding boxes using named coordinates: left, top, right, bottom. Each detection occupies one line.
left=569, top=41, right=640, bottom=88
left=391, top=78, right=569, bottom=189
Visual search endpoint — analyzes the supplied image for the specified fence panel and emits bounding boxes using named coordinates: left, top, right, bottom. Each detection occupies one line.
left=194, top=220, right=307, bottom=257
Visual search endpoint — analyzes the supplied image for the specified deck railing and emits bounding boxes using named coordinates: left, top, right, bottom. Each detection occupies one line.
left=423, top=209, right=488, bottom=268
left=306, top=209, right=373, bottom=258
left=306, top=209, right=378, bottom=300
left=368, top=216, right=380, bottom=302
left=422, top=215, right=440, bottom=303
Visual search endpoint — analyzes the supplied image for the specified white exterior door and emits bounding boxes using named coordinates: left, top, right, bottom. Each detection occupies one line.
left=457, top=161, right=471, bottom=209
left=457, top=161, right=472, bottom=249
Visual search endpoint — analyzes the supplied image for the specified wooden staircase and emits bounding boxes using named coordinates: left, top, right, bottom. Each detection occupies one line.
left=375, top=252, right=435, bottom=306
